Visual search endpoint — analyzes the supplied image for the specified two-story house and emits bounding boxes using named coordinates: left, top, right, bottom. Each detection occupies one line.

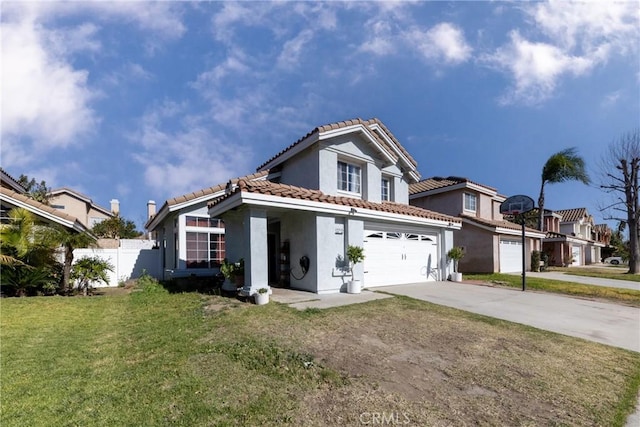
left=543, top=208, right=605, bottom=266
left=47, top=187, right=116, bottom=229
left=409, top=176, right=545, bottom=273
left=204, top=118, right=461, bottom=295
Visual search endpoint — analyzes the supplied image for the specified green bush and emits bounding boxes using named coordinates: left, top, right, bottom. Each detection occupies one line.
left=531, top=250, right=541, bottom=272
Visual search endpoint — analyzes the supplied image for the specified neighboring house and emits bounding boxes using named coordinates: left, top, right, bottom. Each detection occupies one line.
left=543, top=208, right=605, bottom=266
left=144, top=171, right=269, bottom=281
left=409, top=176, right=545, bottom=273
left=47, top=187, right=116, bottom=229
left=0, top=187, right=87, bottom=233
left=0, top=169, right=26, bottom=194
left=207, top=118, right=462, bottom=295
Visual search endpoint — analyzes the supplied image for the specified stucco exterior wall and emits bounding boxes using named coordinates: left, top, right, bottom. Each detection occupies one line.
left=49, top=193, right=111, bottom=228
left=280, top=211, right=318, bottom=292
left=477, top=192, right=494, bottom=219
left=280, top=146, right=320, bottom=190
left=411, top=191, right=463, bottom=217
left=315, top=215, right=351, bottom=293
left=455, top=226, right=497, bottom=273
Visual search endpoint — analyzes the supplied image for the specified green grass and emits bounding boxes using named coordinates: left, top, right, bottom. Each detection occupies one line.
left=552, top=266, right=640, bottom=282
left=466, top=273, right=640, bottom=306
left=2, top=278, right=639, bottom=426
left=0, top=281, right=342, bottom=426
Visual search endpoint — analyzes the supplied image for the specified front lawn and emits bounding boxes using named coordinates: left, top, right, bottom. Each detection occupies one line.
left=2, top=279, right=639, bottom=426
left=551, top=266, right=640, bottom=282
left=466, top=273, right=640, bottom=307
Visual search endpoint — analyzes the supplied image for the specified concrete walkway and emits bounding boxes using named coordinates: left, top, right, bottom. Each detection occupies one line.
left=518, top=271, right=640, bottom=291
left=270, top=287, right=392, bottom=310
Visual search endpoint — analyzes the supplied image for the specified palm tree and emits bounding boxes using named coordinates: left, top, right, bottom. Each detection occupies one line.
left=45, top=226, right=96, bottom=295
left=538, top=147, right=590, bottom=231
left=0, top=208, right=60, bottom=296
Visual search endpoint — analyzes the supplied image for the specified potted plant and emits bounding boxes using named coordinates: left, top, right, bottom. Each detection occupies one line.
left=254, top=287, right=269, bottom=305
left=447, top=246, right=465, bottom=282
left=220, top=259, right=238, bottom=294
left=346, top=245, right=365, bottom=294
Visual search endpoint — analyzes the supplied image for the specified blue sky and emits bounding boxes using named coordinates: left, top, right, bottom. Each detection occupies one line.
left=2, top=1, right=638, bottom=230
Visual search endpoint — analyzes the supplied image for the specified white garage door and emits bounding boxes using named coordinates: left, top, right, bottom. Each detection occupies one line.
left=364, top=231, right=438, bottom=287
left=572, top=246, right=582, bottom=266
left=500, top=238, right=522, bottom=273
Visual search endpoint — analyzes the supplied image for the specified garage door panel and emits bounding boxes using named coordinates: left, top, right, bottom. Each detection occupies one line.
left=500, top=239, right=522, bottom=273
left=364, top=231, right=438, bottom=286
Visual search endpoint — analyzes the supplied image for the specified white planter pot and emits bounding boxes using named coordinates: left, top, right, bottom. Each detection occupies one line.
left=347, top=279, right=362, bottom=294
left=254, top=292, right=269, bottom=305
left=451, top=272, right=463, bottom=282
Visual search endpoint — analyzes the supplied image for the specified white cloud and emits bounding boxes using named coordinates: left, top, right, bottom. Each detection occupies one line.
left=277, top=29, right=314, bottom=70
left=359, top=20, right=396, bottom=55
left=484, top=30, right=594, bottom=105
left=529, top=1, right=639, bottom=54
left=1, top=17, right=99, bottom=148
left=484, top=1, right=638, bottom=105
left=601, top=90, right=622, bottom=108
left=406, top=22, right=472, bottom=65
left=0, top=1, right=186, bottom=169
left=130, top=102, right=254, bottom=198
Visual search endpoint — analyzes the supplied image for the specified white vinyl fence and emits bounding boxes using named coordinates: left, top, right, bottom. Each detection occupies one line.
left=72, top=240, right=161, bottom=287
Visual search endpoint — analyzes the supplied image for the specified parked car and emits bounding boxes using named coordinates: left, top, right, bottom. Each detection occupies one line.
left=604, top=256, right=624, bottom=265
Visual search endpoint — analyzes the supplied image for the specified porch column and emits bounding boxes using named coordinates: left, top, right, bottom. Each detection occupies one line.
left=242, top=208, right=268, bottom=295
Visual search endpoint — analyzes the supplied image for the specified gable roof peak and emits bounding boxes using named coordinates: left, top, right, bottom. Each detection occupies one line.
left=256, top=117, right=418, bottom=177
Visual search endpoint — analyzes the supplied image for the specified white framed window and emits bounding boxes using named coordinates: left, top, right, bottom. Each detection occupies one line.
left=381, top=177, right=390, bottom=201
left=186, top=232, right=225, bottom=269
left=337, top=161, right=361, bottom=194
left=464, top=193, right=477, bottom=211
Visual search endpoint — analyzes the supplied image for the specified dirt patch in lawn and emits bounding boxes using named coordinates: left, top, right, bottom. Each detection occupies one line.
left=250, top=298, right=640, bottom=426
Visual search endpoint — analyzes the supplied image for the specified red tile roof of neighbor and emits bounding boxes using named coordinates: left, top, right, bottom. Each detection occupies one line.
left=257, top=117, right=418, bottom=171
left=210, top=179, right=461, bottom=224
left=555, top=207, right=591, bottom=223
left=460, top=213, right=543, bottom=234
left=410, top=176, right=498, bottom=195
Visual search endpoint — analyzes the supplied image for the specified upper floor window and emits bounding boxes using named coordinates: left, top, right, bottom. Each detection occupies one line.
left=185, top=216, right=223, bottom=228
left=381, top=177, right=390, bottom=201
left=337, top=161, right=361, bottom=194
left=464, top=193, right=477, bottom=211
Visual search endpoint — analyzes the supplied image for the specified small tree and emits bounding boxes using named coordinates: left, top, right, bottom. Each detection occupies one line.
left=92, top=214, right=141, bottom=239
left=45, top=226, right=96, bottom=295
left=599, top=129, right=640, bottom=273
left=346, top=245, right=365, bottom=280
left=17, top=174, right=51, bottom=204
left=70, top=256, right=114, bottom=296
left=447, top=246, right=465, bottom=273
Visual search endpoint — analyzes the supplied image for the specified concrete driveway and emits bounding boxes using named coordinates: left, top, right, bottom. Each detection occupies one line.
left=371, top=282, right=640, bottom=353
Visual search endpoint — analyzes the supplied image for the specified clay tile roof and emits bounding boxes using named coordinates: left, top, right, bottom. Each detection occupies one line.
left=410, top=176, right=498, bottom=195
left=166, top=170, right=269, bottom=207
left=555, top=208, right=589, bottom=223
left=256, top=117, right=417, bottom=171
left=210, top=179, right=460, bottom=224
left=460, top=214, right=543, bottom=234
